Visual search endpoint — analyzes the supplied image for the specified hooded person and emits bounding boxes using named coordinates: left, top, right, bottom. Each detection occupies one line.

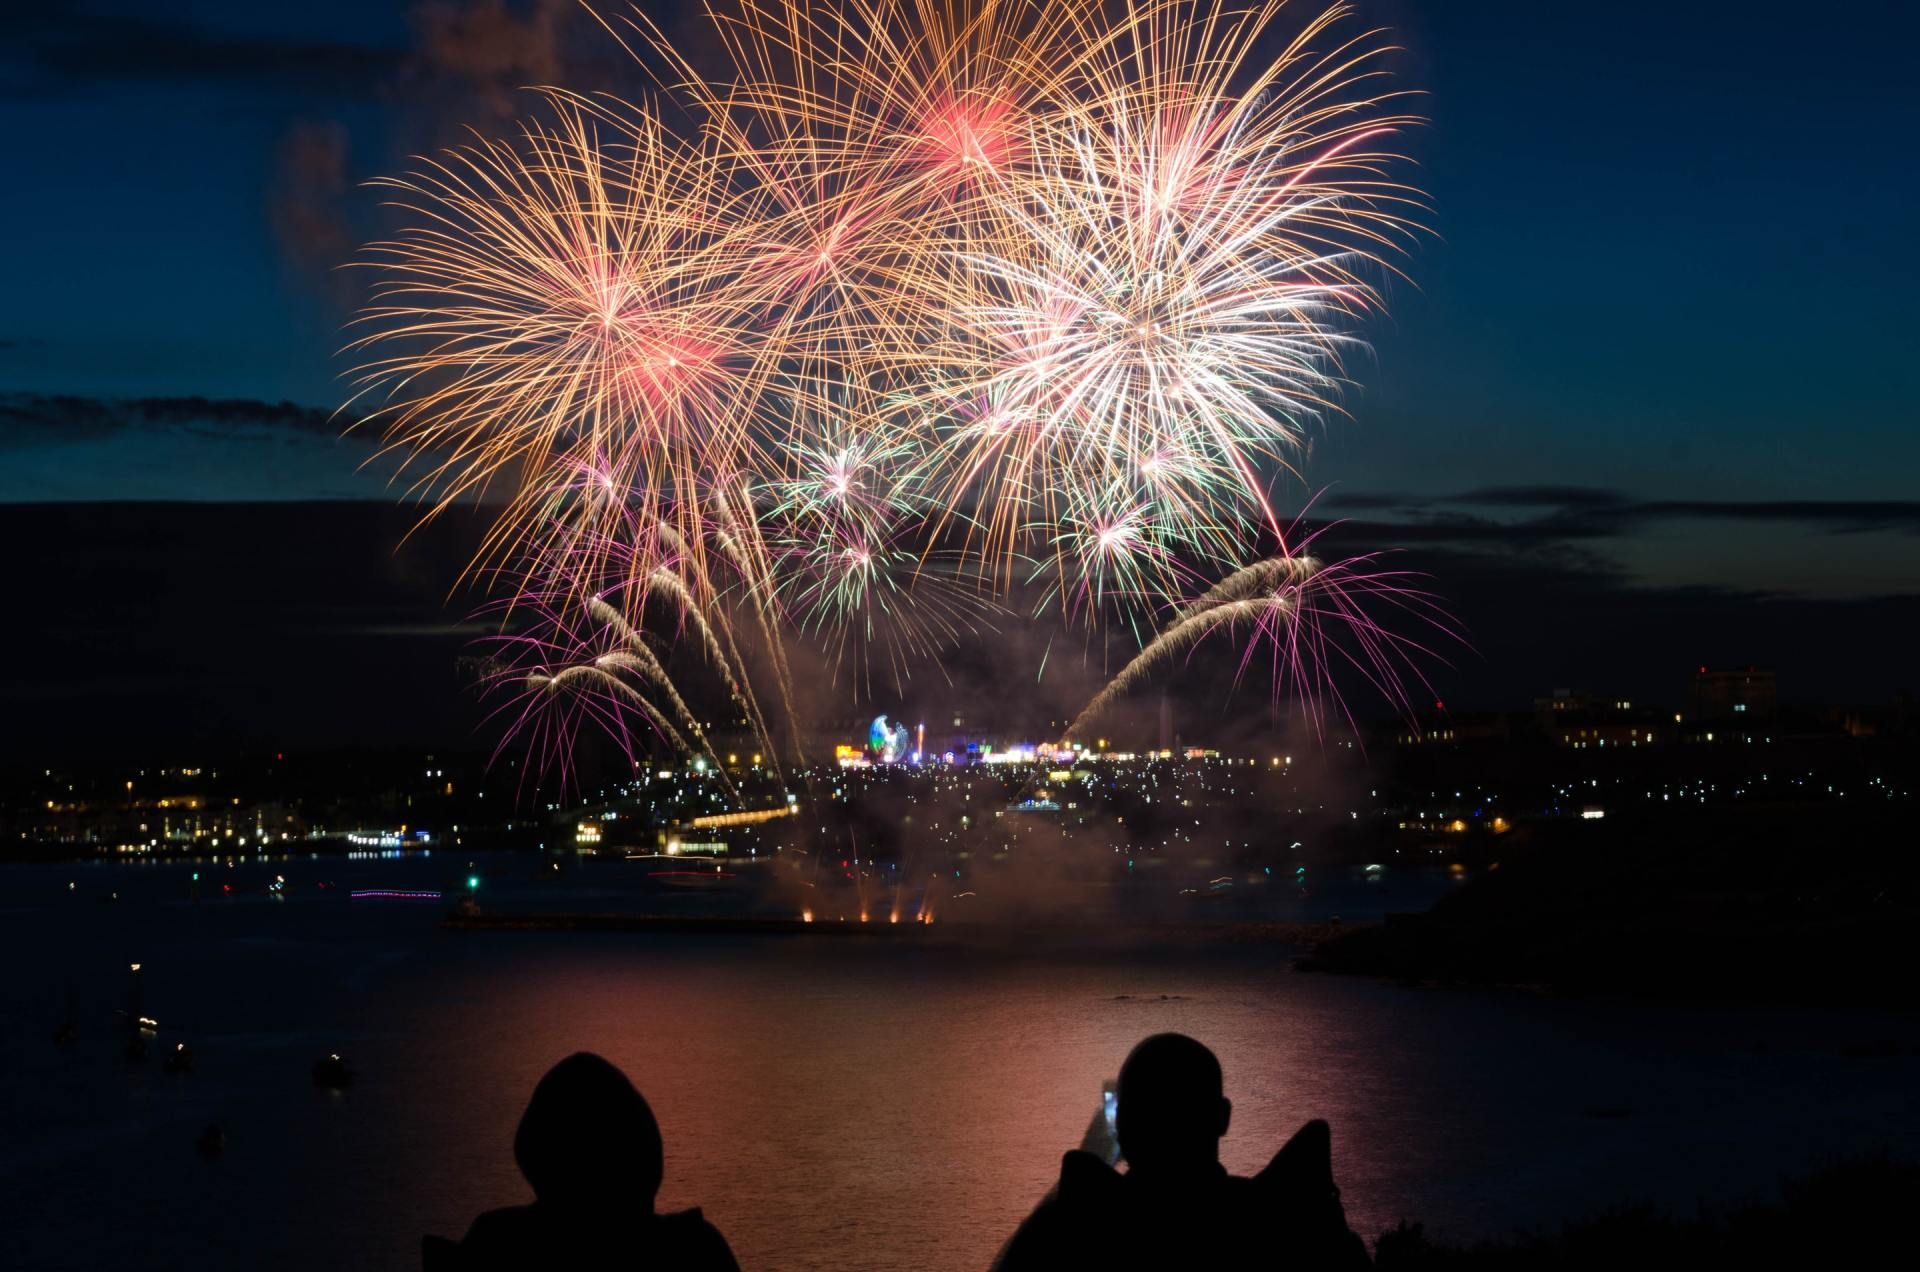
left=431, top=1052, right=739, bottom=1271
left=995, top=1033, right=1371, bottom=1269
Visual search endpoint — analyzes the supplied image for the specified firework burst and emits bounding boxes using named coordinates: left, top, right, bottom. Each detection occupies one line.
left=348, top=0, right=1444, bottom=785
left=887, top=0, right=1422, bottom=618
left=346, top=93, right=788, bottom=590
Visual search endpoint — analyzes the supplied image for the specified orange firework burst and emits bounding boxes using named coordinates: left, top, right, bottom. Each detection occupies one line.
left=346, top=93, right=794, bottom=594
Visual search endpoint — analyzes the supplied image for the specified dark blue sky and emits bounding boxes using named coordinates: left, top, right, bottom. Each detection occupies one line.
left=1358, top=0, right=1917, bottom=498
left=1, top=1, right=1916, bottom=738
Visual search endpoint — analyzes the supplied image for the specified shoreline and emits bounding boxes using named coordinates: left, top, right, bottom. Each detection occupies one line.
left=442, top=910, right=1355, bottom=948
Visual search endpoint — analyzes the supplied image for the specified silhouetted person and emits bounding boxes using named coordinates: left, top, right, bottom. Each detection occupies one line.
left=996, top=1033, right=1371, bottom=1269
left=426, top=1052, right=738, bottom=1271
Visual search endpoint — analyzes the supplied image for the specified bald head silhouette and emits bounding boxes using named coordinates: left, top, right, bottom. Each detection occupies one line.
left=1114, top=1033, right=1231, bottom=1177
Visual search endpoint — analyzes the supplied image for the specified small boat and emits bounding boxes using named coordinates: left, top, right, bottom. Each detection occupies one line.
left=313, top=1053, right=355, bottom=1089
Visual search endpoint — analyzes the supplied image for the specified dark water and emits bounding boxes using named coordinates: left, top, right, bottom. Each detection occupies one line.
left=3, top=855, right=1917, bottom=1271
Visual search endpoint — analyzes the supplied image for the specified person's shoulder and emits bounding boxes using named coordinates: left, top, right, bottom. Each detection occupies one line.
left=1260, top=1119, right=1334, bottom=1184
left=457, top=1205, right=545, bottom=1269
left=995, top=1192, right=1068, bottom=1272
left=1057, top=1149, right=1123, bottom=1203
left=996, top=1153, right=1132, bottom=1270
left=462, top=1204, right=540, bottom=1246
left=655, top=1207, right=741, bottom=1270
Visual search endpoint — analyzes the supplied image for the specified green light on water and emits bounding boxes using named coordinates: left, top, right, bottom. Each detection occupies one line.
left=467, top=875, right=480, bottom=891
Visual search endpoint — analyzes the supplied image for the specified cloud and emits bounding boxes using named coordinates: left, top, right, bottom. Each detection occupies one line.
left=133, top=395, right=358, bottom=434
left=1635, top=500, right=1920, bottom=534
left=1325, top=486, right=1920, bottom=538
left=9, top=4, right=609, bottom=308
left=8, top=2, right=629, bottom=108
left=271, top=121, right=358, bottom=306
left=1378, top=540, right=1920, bottom=704
left=0, top=393, right=121, bottom=447
left=1450, top=486, right=1637, bottom=509
left=7, top=5, right=400, bottom=99
left=340, top=620, right=503, bottom=639
left=1317, top=491, right=1430, bottom=511
left=0, top=393, right=356, bottom=443
left=265, top=2, right=615, bottom=311
left=405, top=0, right=571, bottom=120
left=0, top=393, right=472, bottom=502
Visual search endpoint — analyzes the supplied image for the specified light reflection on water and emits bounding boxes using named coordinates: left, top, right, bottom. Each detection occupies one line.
left=1, top=859, right=1916, bottom=1271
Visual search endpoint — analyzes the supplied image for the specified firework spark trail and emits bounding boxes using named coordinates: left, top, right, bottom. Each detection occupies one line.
left=482, top=502, right=790, bottom=782
left=704, top=583, right=787, bottom=778
left=536, top=664, right=691, bottom=755
left=1064, top=549, right=1456, bottom=742
left=640, top=564, right=783, bottom=774
left=764, top=408, right=997, bottom=696
left=1038, top=499, right=1192, bottom=627
left=642, top=523, right=771, bottom=752
left=583, top=595, right=727, bottom=756
left=481, top=640, right=689, bottom=798
left=474, top=590, right=723, bottom=792
left=589, top=654, right=743, bottom=798
left=775, top=528, right=999, bottom=699
left=1176, top=552, right=1321, bottom=619
left=1069, top=591, right=1294, bottom=740
left=641, top=568, right=736, bottom=691
left=537, top=660, right=737, bottom=798
left=711, top=479, right=808, bottom=762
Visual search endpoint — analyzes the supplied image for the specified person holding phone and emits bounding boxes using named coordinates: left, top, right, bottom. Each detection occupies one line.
left=995, top=1033, right=1371, bottom=1269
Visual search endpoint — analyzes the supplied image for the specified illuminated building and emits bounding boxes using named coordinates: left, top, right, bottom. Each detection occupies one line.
left=1688, top=667, right=1776, bottom=722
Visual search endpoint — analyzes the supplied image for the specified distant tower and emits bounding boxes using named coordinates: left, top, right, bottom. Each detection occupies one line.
left=1158, top=692, right=1173, bottom=752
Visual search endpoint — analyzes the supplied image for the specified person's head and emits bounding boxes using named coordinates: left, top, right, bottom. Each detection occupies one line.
left=1114, top=1033, right=1230, bottom=1175
left=514, top=1052, right=664, bottom=1210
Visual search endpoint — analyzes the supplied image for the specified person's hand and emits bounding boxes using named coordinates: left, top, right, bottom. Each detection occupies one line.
left=1077, top=1083, right=1120, bottom=1166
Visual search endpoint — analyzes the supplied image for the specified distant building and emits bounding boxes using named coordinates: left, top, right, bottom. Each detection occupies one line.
left=1392, top=710, right=1512, bottom=746
left=1688, top=667, right=1776, bottom=722
left=1532, top=689, right=1666, bottom=748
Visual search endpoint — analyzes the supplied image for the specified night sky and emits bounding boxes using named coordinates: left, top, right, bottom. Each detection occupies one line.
left=3, top=1, right=1917, bottom=755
